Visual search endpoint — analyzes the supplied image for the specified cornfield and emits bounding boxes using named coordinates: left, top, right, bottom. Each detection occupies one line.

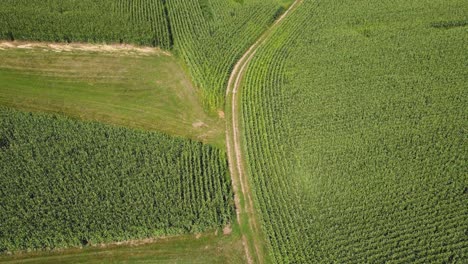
left=241, top=0, right=468, bottom=262
left=0, top=107, right=234, bottom=252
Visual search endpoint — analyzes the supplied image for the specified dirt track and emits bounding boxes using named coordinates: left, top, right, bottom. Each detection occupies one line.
left=225, top=1, right=303, bottom=263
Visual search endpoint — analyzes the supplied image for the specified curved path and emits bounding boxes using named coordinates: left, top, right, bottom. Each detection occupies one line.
left=225, top=1, right=303, bottom=263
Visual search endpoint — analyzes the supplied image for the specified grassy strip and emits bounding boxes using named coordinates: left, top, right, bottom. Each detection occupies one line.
left=0, top=229, right=245, bottom=264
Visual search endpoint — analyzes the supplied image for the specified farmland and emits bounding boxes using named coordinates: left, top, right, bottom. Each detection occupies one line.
left=0, top=0, right=293, bottom=110
left=0, top=1, right=294, bottom=259
left=240, top=0, right=467, bottom=262
left=1, top=0, right=466, bottom=262
left=0, top=231, right=246, bottom=264
left=0, top=0, right=172, bottom=48
left=0, top=107, right=234, bottom=252
left=0, top=44, right=224, bottom=146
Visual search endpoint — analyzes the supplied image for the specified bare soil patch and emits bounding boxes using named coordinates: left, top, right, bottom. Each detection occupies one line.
left=223, top=225, right=232, bottom=235
left=0, top=41, right=171, bottom=56
left=192, top=121, right=206, bottom=128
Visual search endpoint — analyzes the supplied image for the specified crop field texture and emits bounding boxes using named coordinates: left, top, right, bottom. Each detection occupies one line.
left=166, top=0, right=284, bottom=110
left=0, top=0, right=291, bottom=110
left=0, top=0, right=171, bottom=48
left=0, top=108, right=234, bottom=252
left=241, top=0, right=468, bottom=263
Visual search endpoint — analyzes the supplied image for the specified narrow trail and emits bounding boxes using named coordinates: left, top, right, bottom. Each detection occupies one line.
left=225, top=1, right=303, bottom=263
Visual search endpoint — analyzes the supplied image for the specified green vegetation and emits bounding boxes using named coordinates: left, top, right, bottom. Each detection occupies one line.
left=0, top=231, right=246, bottom=264
left=240, top=0, right=468, bottom=262
left=0, top=0, right=171, bottom=48
left=0, top=0, right=294, bottom=110
left=0, top=47, right=224, bottom=146
left=166, top=0, right=288, bottom=109
left=0, top=0, right=296, bottom=261
left=2, top=0, right=465, bottom=262
left=0, top=107, right=234, bottom=252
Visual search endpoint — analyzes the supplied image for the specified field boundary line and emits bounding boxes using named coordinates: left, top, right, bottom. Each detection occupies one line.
left=225, top=1, right=303, bottom=263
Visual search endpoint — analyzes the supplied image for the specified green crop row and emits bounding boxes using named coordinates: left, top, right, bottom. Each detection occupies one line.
left=240, top=0, right=468, bottom=262
left=0, top=0, right=171, bottom=48
left=167, top=0, right=282, bottom=110
left=0, top=107, right=234, bottom=252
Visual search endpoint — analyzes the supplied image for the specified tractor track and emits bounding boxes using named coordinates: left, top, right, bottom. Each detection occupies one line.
left=225, top=1, right=303, bottom=263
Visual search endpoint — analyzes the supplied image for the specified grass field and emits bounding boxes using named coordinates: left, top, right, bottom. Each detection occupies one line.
left=0, top=44, right=224, bottom=146
left=0, top=230, right=245, bottom=264
left=240, top=0, right=468, bottom=262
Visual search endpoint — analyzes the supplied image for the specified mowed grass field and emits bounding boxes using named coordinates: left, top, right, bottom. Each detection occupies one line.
left=0, top=230, right=245, bottom=264
left=0, top=44, right=224, bottom=146
left=240, top=0, right=467, bottom=262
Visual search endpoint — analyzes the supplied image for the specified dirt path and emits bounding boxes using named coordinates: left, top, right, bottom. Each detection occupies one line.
left=225, top=1, right=303, bottom=263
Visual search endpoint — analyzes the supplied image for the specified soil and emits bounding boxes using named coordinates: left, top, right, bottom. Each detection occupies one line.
left=0, top=41, right=171, bottom=56
left=192, top=121, right=206, bottom=128
left=223, top=225, right=232, bottom=235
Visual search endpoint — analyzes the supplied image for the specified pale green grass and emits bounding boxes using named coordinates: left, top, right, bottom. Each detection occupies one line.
left=0, top=229, right=245, bottom=264
left=0, top=47, right=224, bottom=146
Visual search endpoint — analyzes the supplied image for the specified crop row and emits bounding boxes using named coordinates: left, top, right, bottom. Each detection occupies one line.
left=0, top=107, right=234, bottom=252
left=240, top=0, right=468, bottom=263
left=0, top=0, right=171, bottom=48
